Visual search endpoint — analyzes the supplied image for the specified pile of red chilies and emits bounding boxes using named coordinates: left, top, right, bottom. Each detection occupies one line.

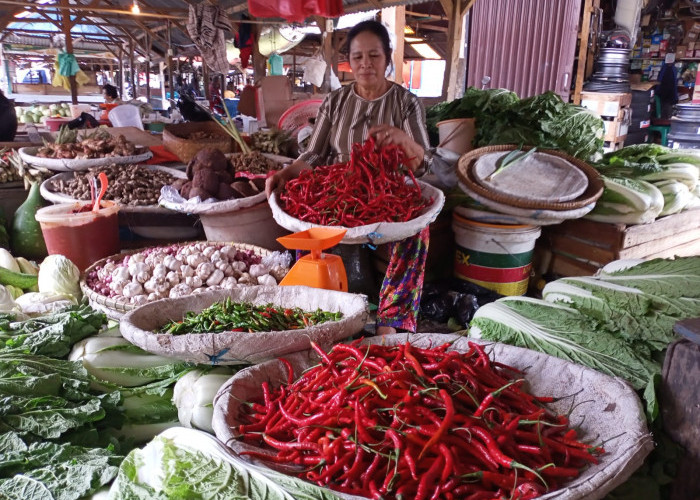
left=280, top=137, right=431, bottom=227
left=238, top=341, right=604, bottom=500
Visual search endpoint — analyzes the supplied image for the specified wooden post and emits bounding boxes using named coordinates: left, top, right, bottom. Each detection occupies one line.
left=145, top=33, right=151, bottom=102
left=252, top=24, right=266, bottom=84
left=118, top=46, right=124, bottom=98
left=60, top=0, right=78, bottom=104
left=573, top=0, right=599, bottom=105
left=440, top=0, right=471, bottom=101
left=313, top=17, right=333, bottom=93
left=203, top=60, right=211, bottom=102
left=166, top=21, right=174, bottom=103
left=382, top=6, right=406, bottom=85
left=129, top=38, right=136, bottom=98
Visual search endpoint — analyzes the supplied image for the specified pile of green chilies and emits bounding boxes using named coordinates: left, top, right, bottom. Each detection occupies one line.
left=159, top=298, right=343, bottom=334
left=238, top=340, right=604, bottom=500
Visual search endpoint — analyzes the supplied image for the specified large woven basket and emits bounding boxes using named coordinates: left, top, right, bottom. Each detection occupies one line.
left=162, top=121, right=236, bottom=164
left=80, top=241, right=282, bottom=319
left=457, top=145, right=604, bottom=211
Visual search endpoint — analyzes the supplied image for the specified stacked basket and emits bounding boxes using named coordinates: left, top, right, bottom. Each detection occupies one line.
left=163, top=121, right=237, bottom=163
left=455, top=145, right=604, bottom=226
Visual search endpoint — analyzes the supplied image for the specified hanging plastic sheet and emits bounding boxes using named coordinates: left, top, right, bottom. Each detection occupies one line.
left=248, top=0, right=343, bottom=23
left=51, top=52, right=89, bottom=91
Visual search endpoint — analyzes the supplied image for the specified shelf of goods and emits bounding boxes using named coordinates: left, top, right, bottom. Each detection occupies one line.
left=537, top=210, right=700, bottom=277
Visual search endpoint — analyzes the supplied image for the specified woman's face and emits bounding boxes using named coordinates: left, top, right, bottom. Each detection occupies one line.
left=349, top=31, right=389, bottom=88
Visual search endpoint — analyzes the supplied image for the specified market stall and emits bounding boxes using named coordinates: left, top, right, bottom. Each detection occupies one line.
left=0, top=0, right=699, bottom=499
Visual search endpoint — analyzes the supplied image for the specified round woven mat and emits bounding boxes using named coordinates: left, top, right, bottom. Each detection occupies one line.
left=457, top=145, right=604, bottom=211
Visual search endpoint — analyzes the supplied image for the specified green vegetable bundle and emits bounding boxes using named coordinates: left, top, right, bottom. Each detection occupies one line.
left=588, top=145, right=700, bottom=224
left=427, top=88, right=605, bottom=162
left=159, top=298, right=344, bottom=335
left=471, top=256, right=700, bottom=421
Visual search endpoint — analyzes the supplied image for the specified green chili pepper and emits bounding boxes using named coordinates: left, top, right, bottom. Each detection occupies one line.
left=158, top=300, right=344, bottom=335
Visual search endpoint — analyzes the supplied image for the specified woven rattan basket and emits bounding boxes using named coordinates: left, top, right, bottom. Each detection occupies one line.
left=457, top=145, right=604, bottom=211
left=163, top=121, right=236, bottom=163
left=80, top=241, right=282, bottom=318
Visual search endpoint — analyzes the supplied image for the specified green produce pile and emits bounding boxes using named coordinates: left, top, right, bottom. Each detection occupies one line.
left=587, top=144, right=700, bottom=224
left=0, top=305, right=204, bottom=499
left=426, top=88, right=605, bottom=162
left=159, top=298, right=344, bottom=334
left=470, top=256, right=700, bottom=420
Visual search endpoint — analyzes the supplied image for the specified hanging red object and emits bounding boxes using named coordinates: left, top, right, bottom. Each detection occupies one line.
left=247, top=0, right=343, bottom=23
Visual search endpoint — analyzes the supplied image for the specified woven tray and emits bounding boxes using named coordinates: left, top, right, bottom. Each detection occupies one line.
left=213, top=333, right=653, bottom=500
left=40, top=165, right=186, bottom=211
left=457, top=145, right=604, bottom=211
left=18, top=146, right=153, bottom=172
left=162, top=121, right=236, bottom=164
left=80, top=241, right=281, bottom=319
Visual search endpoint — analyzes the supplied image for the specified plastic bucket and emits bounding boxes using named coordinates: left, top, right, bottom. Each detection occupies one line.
left=452, top=213, right=541, bottom=296
left=35, top=201, right=120, bottom=272
left=199, top=202, right=289, bottom=250
left=437, top=118, right=476, bottom=155
left=69, top=104, right=91, bottom=119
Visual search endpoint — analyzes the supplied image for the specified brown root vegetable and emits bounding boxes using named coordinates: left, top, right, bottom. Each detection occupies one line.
left=251, top=177, right=267, bottom=191
left=231, top=180, right=257, bottom=198
left=180, top=181, right=193, bottom=199
left=192, top=169, right=221, bottom=195
left=217, top=182, right=236, bottom=200
left=188, top=186, right=212, bottom=200
left=191, top=148, right=228, bottom=171
left=171, top=178, right=187, bottom=190
left=217, top=170, right=234, bottom=185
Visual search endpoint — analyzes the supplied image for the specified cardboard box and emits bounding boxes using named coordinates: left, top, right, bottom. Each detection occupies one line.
left=690, top=21, right=700, bottom=33
left=677, top=45, right=688, bottom=58
left=685, top=31, right=699, bottom=42
left=695, top=49, right=700, bottom=58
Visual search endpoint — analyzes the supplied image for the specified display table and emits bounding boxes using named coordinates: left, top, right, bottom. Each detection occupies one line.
left=538, top=210, right=700, bottom=276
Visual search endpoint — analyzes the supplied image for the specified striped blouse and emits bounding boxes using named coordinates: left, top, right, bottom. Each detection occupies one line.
left=297, top=82, right=430, bottom=168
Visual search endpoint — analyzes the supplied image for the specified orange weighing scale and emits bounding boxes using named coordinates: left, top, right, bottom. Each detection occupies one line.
left=277, top=227, right=348, bottom=292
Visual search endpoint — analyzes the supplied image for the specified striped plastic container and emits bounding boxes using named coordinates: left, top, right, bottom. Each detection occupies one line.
left=452, top=213, right=541, bottom=296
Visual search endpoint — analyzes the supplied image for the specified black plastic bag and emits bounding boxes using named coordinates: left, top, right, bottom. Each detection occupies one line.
left=67, top=112, right=99, bottom=130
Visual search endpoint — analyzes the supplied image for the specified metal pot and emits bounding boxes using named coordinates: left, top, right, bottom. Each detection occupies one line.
left=674, top=103, right=700, bottom=121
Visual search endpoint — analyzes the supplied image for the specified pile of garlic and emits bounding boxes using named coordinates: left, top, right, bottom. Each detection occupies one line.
left=85, top=242, right=288, bottom=306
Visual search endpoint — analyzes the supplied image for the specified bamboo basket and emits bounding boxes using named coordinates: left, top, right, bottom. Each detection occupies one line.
left=80, top=241, right=284, bottom=319
left=162, top=121, right=236, bottom=164
left=457, top=145, right=604, bottom=211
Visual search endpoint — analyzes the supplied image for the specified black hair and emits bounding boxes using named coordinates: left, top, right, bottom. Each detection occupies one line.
left=344, top=20, right=392, bottom=62
left=102, top=84, right=118, bottom=99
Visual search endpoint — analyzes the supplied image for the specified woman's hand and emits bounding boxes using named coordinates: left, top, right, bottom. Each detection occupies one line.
left=369, top=125, right=425, bottom=171
left=264, top=160, right=312, bottom=198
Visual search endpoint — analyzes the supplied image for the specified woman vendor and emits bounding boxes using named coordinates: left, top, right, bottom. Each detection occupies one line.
left=266, top=20, right=431, bottom=336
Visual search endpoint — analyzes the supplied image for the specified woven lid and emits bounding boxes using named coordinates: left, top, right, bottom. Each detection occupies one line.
left=457, top=145, right=603, bottom=211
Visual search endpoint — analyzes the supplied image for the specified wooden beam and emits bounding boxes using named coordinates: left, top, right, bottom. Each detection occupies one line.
left=441, top=0, right=466, bottom=101
left=382, top=5, right=405, bottom=85
left=130, top=37, right=136, bottom=98
left=573, top=0, right=599, bottom=104
left=60, top=0, right=78, bottom=104
left=0, top=0, right=187, bottom=19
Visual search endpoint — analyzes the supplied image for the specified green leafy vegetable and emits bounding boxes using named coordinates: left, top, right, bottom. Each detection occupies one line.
left=109, top=428, right=343, bottom=500
left=470, top=297, right=660, bottom=390
left=0, top=432, right=122, bottom=500
left=427, top=89, right=605, bottom=161
left=0, top=305, right=106, bottom=358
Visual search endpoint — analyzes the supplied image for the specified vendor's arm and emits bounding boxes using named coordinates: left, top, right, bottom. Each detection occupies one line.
left=265, top=96, right=333, bottom=197
left=370, top=91, right=430, bottom=172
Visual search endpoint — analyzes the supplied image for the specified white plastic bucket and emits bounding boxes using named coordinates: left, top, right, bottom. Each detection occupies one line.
left=452, top=212, right=541, bottom=296
left=437, top=118, right=476, bottom=155
left=199, top=202, right=288, bottom=250
left=108, top=105, right=144, bottom=130
left=69, top=104, right=91, bottom=119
